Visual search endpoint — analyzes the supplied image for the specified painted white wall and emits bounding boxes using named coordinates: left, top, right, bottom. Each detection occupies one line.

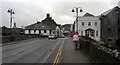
left=40, top=30, right=49, bottom=35
left=31, top=30, right=34, bottom=34
left=41, top=30, right=44, bottom=35
left=24, top=29, right=52, bottom=36
left=70, top=24, right=73, bottom=32
left=78, top=16, right=101, bottom=41
left=25, top=30, right=29, bottom=34
left=47, top=30, right=49, bottom=35
left=36, top=30, right=39, bottom=34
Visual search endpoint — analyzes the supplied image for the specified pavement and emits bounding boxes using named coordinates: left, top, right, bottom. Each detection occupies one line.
left=2, top=37, right=90, bottom=64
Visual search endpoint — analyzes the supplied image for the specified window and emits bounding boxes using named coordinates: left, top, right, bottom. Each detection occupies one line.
left=108, top=21, right=111, bottom=25
left=94, top=22, right=97, bottom=26
left=85, top=31, right=89, bottom=36
left=115, top=9, right=119, bottom=14
left=81, top=22, right=84, bottom=26
left=91, top=31, right=94, bottom=36
left=85, top=30, right=95, bottom=37
left=81, top=31, right=83, bottom=36
left=44, top=30, right=46, bottom=33
left=96, top=31, right=98, bottom=36
left=88, top=22, right=91, bottom=26
left=108, top=39, right=112, bottom=42
left=108, top=28, right=111, bottom=33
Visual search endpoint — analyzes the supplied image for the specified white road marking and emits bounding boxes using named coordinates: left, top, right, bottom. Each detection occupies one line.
left=11, top=50, right=24, bottom=55
left=9, top=44, right=42, bottom=57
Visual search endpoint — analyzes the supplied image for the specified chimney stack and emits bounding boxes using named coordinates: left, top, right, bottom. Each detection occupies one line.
left=47, top=13, right=50, bottom=18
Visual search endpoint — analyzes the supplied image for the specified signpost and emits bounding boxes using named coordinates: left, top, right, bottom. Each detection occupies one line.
left=52, top=30, right=56, bottom=35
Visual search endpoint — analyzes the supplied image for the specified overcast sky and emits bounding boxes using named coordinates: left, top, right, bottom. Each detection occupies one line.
left=0, top=0, right=120, bottom=28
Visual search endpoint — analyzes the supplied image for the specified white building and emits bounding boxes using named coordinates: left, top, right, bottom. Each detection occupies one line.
left=24, top=22, right=56, bottom=36
left=78, top=13, right=101, bottom=41
left=24, top=14, right=60, bottom=36
left=24, top=14, right=64, bottom=37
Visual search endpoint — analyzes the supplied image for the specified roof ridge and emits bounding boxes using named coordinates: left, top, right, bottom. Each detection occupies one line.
left=83, top=12, right=94, bottom=16
left=101, top=6, right=119, bottom=16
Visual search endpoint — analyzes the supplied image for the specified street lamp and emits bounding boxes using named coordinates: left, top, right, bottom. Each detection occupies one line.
left=72, top=7, right=83, bottom=32
left=7, top=9, right=15, bottom=42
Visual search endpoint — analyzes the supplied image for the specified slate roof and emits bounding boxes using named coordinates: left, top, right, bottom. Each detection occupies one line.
left=83, top=13, right=94, bottom=16
left=25, top=22, right=56, bottom=30
left=61, top=24, right=72, bottom=31
left=41, top=17, right=57, bottom=29
left=101, top=6, right=120, bottom=16
left=25, top=17, right=58, bottom=30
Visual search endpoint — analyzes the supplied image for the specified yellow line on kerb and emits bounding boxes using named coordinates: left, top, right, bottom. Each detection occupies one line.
left=53, top=40, right=64, bottom=65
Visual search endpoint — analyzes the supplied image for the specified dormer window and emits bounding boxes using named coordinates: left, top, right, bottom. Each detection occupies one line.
left=108, top=21, right=111, bottom=25
left=115, top=9, right=119, bottom=14
left=101, top=15, right=106, bottom=17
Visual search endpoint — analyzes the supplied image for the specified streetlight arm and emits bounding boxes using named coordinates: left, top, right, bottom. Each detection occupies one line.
left=7, top=10, right=11, bottom=12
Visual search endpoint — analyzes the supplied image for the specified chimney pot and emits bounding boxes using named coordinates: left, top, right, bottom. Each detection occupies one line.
left=47, top=13, right=50, bottom=18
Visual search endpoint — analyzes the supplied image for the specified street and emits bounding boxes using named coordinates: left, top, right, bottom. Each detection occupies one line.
left=2, top=37, right=90, bottom=64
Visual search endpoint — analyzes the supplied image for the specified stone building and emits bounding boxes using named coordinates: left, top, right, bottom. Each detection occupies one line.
left=100, top=6, right=120, bottom=45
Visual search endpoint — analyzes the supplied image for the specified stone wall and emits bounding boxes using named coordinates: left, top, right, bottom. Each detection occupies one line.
left=79, top=36, right=120, bottom=64
left=2, top=35, right=39, bottom=43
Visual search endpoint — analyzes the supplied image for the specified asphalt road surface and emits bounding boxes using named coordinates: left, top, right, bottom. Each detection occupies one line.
left=2, top=37, right=90, bottom=64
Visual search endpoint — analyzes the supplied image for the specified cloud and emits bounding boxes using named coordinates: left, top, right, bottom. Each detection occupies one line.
left=2, top=0, right=119, bottom=2
left=118, top=1, right=120, bottom=7
left=1, top=1, right=119, bottom=28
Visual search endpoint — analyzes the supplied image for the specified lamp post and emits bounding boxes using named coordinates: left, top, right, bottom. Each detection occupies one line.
left=72, top=7, right=83, bottom=32
left=7, top=9, right=15, bottom=42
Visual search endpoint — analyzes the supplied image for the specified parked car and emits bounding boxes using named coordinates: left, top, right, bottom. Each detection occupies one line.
left=48, top=34, right=57, bottom=39
left=60, top=35, right=65, bottom=38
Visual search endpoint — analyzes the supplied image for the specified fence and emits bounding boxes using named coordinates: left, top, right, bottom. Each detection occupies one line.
left=79, top=36, right=120, bottom=64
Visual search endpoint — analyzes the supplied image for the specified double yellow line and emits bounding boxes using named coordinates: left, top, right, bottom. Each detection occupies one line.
left=53, top=40, right=64, bottom=65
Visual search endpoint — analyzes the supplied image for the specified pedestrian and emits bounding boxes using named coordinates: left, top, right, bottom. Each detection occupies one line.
left=73, top=32, right=79, bottom=50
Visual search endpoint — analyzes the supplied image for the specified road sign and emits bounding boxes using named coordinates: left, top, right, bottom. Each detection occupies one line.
left=52, top=30, right=56, bottom=35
